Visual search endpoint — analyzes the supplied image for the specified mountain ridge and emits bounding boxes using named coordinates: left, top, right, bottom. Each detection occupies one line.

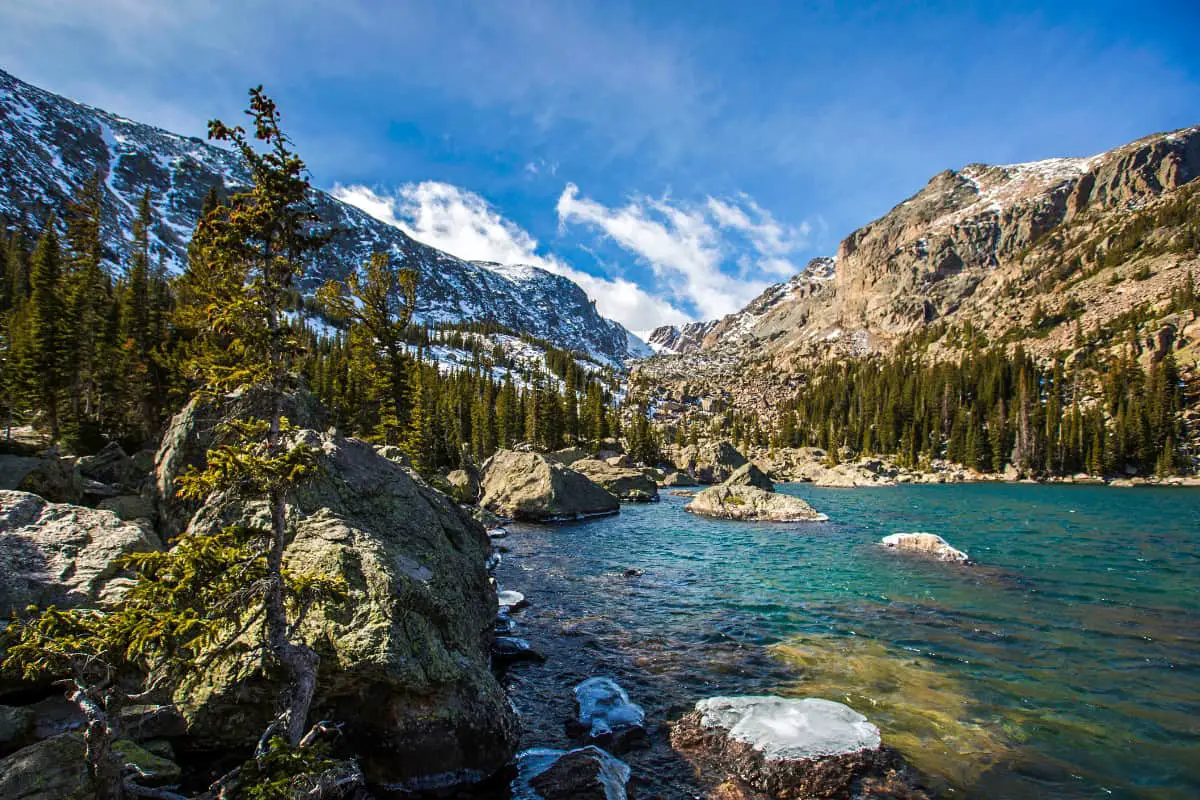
left=0, top=67, right=646, bottom=364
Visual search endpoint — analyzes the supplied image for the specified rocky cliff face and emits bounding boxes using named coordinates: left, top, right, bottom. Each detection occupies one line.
left=0, top=68, right=645, bottom=363
left=634, top=124, right=1200, bottom=418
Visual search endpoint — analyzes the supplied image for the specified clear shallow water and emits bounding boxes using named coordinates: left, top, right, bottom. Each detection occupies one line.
left=494, top=484, right=1200, bottom=799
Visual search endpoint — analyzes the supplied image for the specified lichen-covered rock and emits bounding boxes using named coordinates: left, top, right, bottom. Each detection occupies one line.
left=571, top=678, right=646, bottom=752
left=0, top=733, right=93, bottom=800
left=723, top=462, right=774, bottom=492
left=153, top=387, right=325, bottom=538
left=513, top=746, right=631, bottom=800
left=670, top=696, right=885, bottom=799
left=479, top=450, right=619, bottom=522
left=881, top=532, right=972, bottom=563
left=0, top=490, right=160, bottom=613
left=570, top=459, right=659, bottom=502
left=685, top=486, right=826, bottom=522
left=0, top=455, right=81, bottom=504
left=174, top=431, right=518, bottom=790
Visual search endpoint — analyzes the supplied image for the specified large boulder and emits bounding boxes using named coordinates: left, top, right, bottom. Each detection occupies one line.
left=672, top=441, right=748, bottom=484
left=0, top=455, right=81, bottom=504
left=723, top=462, right=775, bottom=492
left=570, top=459, right=659, bottom=503
left=153, top=387, right=325, bottom=538
left=685, top=486, right=826, bottom=522
left=545, top=447, right=589, bottom=467
left=479, top=450, right=619, bottom=522
left=0, top=491, right=160, bottom=614
left=670, top=696, right=888, bottom=799
left=881, top=533, right=972, bottom=564
left=513, top=746, right=632, bottom=800
left=174, top=430, right=518, bottom=790
left=0, top=733, right=93, bottom=800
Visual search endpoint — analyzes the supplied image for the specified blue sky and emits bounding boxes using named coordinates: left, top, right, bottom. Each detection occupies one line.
left=2, top=0, right=1198, bottom=335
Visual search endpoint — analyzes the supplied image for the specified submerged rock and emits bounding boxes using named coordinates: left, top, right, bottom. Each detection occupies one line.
left=571, top=677, right=646, bottom=752
left=0, top=490, right=160, bottom=612
left=570, top=458, right=659, bottom=502
left=512, top=746, right=632, bottom=800
left=881, top=532, right=972, bottom=564
left=173, top=429, right=518, bottom=790
left=685, top=486, right=826, bottom=522
left=723, top=462, right=775, bottom=492
left=479, top=450, right=619, bottom=522
left=670, top=696, right=886, bottom=799
left=493, top=636, right=546, bottom=666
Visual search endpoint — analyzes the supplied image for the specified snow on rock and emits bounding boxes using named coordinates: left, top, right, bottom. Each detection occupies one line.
left=670, top=696, right=895, bottom=799
left=511, top=746, right=631, bottom=800
left=692, top=697, right=880, bottom=761
left=571, top=678, right=646, bottom=751
left=881, top=532, right=972, bottom=563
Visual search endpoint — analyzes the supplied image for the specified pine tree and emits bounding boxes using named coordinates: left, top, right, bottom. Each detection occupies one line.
left=24, top=222, right=66, bottom=441
left=178, top=87, right=330, bottom=747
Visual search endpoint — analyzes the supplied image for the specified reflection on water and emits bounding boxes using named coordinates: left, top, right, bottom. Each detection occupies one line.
left=771, top=634, right=1010, bottom=791
left=493, top=484, right=1200, bottom=799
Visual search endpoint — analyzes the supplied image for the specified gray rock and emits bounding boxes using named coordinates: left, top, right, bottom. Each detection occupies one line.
left=671, top=696, right=886, bottom=799
left=96, top=495, right=156, bottom=522
left=723, top=462, right=775, bottom=492
left=479, top=450, right=619, bottom=522
left=153, top=387, right=325, bottom=538
left=570, top=459, right=659, bottom=503
left=661, top=471, right=698, bottom=487
left=572, top=678, right=646, bottom=752
left=545, top=447, right=589, bottom=467
left=0, top=491, right=160, bottom=613
left=492, top=636, right=546, bottom=666
left=76, top=442, right=141, bottom=488
left=685, top=485, right=826, bottom=522
left=672, top=441, right=748, bottom=484
left=0, top=455, right=81, bottom=504
left=0, top=705, right=35, bottom=754
left=172, top=430, right=517, bottom=789
left=513, top=746, right=631, bottom=800
left=0, top=732, right=93, bottom=799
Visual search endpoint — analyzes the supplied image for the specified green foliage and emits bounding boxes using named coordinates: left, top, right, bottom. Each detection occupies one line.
left=233, top=737, right=339, bottom=800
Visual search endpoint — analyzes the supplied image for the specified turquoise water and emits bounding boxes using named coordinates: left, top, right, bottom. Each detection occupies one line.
left=496, top=484, right=1200, bottom=799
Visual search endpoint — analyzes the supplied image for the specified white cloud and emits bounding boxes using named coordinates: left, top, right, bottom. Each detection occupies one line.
left=557, top=185, right=811, bottom=319
left=330, top=181, right=690, bottom=337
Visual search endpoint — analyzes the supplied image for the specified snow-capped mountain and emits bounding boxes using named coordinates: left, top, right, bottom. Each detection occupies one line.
left=0, top=68, right=646, bottom=364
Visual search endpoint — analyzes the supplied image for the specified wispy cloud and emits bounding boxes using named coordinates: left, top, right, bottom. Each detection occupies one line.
left=556, top=185, right=811, bottom=319
left=331, top=182, right=690, bottom=337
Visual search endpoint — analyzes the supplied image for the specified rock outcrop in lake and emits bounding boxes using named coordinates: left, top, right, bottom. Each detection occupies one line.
left=0, top=490, right=160, bottom=613
left=670, top=696, right=892, bottom=799
left=723, top=462, right=775, bottom=492
left=479, top=450, right=620, bottom=521
left=571, top=678, right=647, bottom=752
left=881, top=532, right=972, bottom=563
left=685, top=486, right=826, bottom=522
left=162, top=424, right=518, bottom=789
left=569, top=459, right=659, bottom=502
